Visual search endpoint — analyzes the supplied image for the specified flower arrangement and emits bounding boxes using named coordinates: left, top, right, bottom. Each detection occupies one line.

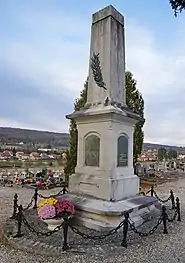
left=37, top=197, right=75, bottom=221
left=38, top=198, right=58, bottom=209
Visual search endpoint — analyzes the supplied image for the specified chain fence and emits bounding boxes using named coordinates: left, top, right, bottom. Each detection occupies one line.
left=153, top=191, right=171, bottom=203
left=9, top=185, right=181, bottom=250
left=11, top=198, right=181, bottom=251
left=167, top=208, right=178, bottom=222
left=23, top=196, right=35, bottom=210
left=10, top=184, right=68, bottom=219
left=37, top=186, right=68, bottom=199
left=139, top=186, right=175, bottom=206
left=22, top=214, right=63, bottom=236
left=128, top=215, right=163, bottom=237
left=12, top=185, right=173, bottom=220
left=69, top=219, right=125, bottom=240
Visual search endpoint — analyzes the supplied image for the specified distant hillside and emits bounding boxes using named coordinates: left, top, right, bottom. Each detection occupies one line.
left=0, top=127, right=69, bottom=148
left=143, top=142, right=185, bottom=152
left=0, top=127, right=185, bottom=152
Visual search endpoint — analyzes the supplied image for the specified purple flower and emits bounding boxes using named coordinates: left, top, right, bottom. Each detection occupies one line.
left=38, top=204, right=56, bottom=219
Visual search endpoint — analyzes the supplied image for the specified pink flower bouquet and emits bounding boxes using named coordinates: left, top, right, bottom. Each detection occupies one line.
left=37, top=197, right=75, bottom=220
left=38, top=204, right=56, bottom=219
left=55, top=199, right=75, bottom=220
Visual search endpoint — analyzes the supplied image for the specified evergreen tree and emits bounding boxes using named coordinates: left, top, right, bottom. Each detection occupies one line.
left=12, top=147, right=16, bottom=157
left=64, top=80, right=88, bottom=176
left=125, top=71, right=145, bottom=164
left=157, top=147, right=167, bottom=161
left=170, top=0, right=185, bottom=15
left=65, top=72, right=144, bottom=176
left=168, top=148, right=178, bottom=159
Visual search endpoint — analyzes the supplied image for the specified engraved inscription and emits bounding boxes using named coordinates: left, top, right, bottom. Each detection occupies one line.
left=85, top=135, right=100, bottom=167
left=117, top=135, right=128, bottom=167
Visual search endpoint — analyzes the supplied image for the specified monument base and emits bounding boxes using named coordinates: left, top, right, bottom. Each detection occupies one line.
left=61, top=193, right=160, bottom=231
left=69, top=172, right=139, bottom=201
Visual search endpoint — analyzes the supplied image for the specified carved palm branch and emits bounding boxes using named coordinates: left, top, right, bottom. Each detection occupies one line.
left=91, top=53, right=107, bottom=90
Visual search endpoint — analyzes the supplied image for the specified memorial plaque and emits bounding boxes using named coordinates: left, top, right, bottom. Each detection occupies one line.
left=85, top=135, right=100, bottom=166
left=117, top=135, right=128, bottom=167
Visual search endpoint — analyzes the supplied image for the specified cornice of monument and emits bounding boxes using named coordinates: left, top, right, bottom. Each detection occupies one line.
left=92, top=5, right=124, bottom=26
left=66, top=102, right=144, bottom=124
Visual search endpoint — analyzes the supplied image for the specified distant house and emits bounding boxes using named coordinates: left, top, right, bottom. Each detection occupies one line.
left=40, top=153, right=49, bottom=159
left=138, top=150, right=157, bottom=162
left=48, top=154, right=60, bottom=160
left=21, top=154, right=30, bottom=160
left=2, top=151, right=12, bottom=159
left=16, top=152, right=25, bottom=160
left=30, top=152, right=40, bottom=160
left=0, top=152, right=6, bottom=160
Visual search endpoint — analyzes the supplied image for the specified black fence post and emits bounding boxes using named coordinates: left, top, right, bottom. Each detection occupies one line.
left=62, top=220, right=69, bottom=251
left=62, top=184, right=67, bottom=195
left=14, top=205, right=24, bottom=238
left=10, top=193, right=18, bottom=219
left=121, top=211, right=129, bottom=248
left=162, top=205, right=168, bottom=234
left=151, top=185, right=154, bottom=197
left=176, top=197, right=181, bottom=222
left=170, top=190, right=175, bottom=210
left=33, top=188, right=38, bottom=209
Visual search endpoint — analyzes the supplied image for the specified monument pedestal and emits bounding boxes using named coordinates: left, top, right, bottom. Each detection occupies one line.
left=69, top=173, right=139, bottom=201
left=66, top=105, right=158, bottom=230
left=62, top=193, right=159, bottom=231
left=68, top=104, right=141, bottom=201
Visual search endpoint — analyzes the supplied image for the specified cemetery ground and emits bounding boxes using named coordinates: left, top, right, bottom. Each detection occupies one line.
left=0, top=179, right=184, bottom=263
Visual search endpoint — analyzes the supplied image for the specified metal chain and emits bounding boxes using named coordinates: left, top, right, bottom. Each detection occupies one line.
left=167, top=208, right=178, bottom=222
left=153, top=191, right=171, bottom=203
left=145, top=189, right=151, bottom=195
left=22, top=214, right=63, bottom=236
left=14, top=195, right=35, bottom=211
left=23, top=196, right=35, bottom=210
left=139, top=190, right=151, bottom=196
left=139, top=191, right=146, bottom=196
left=38, top=187, right=68, bottom=199
left=128, top=215, right=163, bottom=237
left=69, top=220, right=125, bottom=240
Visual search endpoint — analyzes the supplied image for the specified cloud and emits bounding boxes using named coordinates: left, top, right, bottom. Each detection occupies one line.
left=125, top=20, right=185, bottom=146
left=0, top=6, right=90, bottom=132
left=1, top=4, right=185, bottom=146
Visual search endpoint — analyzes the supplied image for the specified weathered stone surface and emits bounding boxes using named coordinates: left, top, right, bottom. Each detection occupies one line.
left=67, top=5, right=141, bottom=203
left=60, top=193, right=158, bottom=230
left=84, top=134, right=100, bottom=167
left=87, top=5, right=126, bottom=106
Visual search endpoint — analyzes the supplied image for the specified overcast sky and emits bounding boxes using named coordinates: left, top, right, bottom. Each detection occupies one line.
left=1, top=0, right=185, bottom=146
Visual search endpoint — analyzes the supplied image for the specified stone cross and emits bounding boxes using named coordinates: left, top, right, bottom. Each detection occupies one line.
left=87, top=5, right=126, bottom=106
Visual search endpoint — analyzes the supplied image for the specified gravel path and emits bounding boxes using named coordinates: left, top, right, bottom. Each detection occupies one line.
left=0, top=180, right=185, bottom=263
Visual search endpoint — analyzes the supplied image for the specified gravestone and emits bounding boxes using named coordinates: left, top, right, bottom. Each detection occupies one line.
left=65, top=5, right=157, bottom=231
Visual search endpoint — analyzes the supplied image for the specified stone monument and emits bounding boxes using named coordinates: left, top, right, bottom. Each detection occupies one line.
left=65, top=5, right=158, bottom=230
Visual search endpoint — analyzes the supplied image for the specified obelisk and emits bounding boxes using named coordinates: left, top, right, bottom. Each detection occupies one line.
left=67, top=5, right=142, bottom=201
left=87, top=5, right=126, bottom=106
left=65, top=5, right=157, bottom=231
